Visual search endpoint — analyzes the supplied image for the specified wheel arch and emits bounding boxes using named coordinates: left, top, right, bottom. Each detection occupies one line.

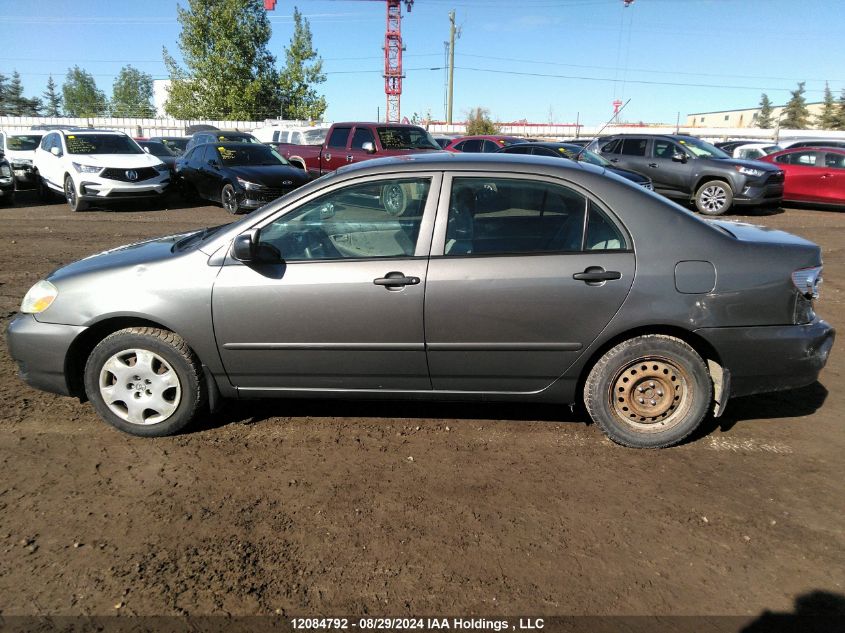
left=574, top=324, right=724, bottom=405
left=64, top=315, right=215, bottom=401
left=693, top=174, right=734, bottom=195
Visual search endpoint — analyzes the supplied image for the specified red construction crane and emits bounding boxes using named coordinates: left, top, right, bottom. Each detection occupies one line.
left=263, top=0, right=414, bottom=123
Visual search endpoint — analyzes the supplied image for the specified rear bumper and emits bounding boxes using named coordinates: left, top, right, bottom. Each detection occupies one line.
left=5, top=313, right=85, bottom=397
left=695, top=318, right=835, bottom=398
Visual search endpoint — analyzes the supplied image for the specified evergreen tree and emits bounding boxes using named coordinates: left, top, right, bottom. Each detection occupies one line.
left=833, top=88, right=845, bottom=131
left=5, top=71, right=41, bottom=116
left=815, top=83, right=838, bottom=130
left=62, top=66, right=107, bottom=117
left=0, top=72, right=9, bottom=115
left=111, top=65, right=155, bottom=117
left=42, top=76, right=63, bottom=117
left=278, top=7, right=327, bottom=120
left=164, top=0, right=280, bottom=119
left=780, top=82, right=810, bottom=129
left=756, top=93, right=774, bottom=128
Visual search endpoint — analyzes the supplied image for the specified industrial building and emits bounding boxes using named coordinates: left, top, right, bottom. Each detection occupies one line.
left=687, top=101, right=826, bottom=128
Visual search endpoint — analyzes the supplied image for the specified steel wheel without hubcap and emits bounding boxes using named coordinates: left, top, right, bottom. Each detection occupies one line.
left=610, top=356, right=692, bottom=433
left=98, top=348, right=182, bottom=425
left=222, top=184, right=239, bottom=214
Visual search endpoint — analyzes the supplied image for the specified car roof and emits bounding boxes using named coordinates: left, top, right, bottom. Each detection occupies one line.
left=195, top=141, right=272, bottom=149
left=333, top=151, right=597, bottom=178
left=772, top=146, right=845, bottom=154
left=59, top=129, right=127, bottom=136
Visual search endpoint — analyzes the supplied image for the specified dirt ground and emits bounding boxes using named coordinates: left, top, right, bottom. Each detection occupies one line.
left=0, top=190, right=842, bottom=621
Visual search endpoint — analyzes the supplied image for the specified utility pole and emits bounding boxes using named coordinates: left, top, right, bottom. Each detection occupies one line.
left=447, top=10, right=456, bottom=124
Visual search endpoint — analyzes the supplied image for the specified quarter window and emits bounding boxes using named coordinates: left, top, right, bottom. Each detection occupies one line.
left=258, top=178, right=431, bottom=261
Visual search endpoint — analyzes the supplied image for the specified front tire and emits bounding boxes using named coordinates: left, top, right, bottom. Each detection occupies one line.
left=221, top=183, right=240, bottom=214
left=694, top=180, right=733, bottom=215
left=84, top=327, right=205, bottom=437
left=583, top=335, right=712, bottom=448
left=36, top=174, right=55, bottom=203
left=64, top=174, right=88, bottom=212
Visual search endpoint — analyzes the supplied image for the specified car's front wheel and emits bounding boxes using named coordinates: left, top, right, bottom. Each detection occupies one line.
left=221, top=183, right=240, bottom=214
left=694, top=180, right=733, bottom=215
left=583, top=334, right=712, bottom=448
left=84, top=327, right=205, bottom=437
left=64, top=174, right=88, bottom=212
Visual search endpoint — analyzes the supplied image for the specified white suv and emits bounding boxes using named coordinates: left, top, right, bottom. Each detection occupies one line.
left=33, top=129, right=170, bottom=211
left=0, top=130, right=44, bottom=189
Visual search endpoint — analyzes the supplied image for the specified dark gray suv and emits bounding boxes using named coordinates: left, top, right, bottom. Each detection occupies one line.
left=6, top=154, right=834, bottom=448
left=589, top=134, right=784, bottom=215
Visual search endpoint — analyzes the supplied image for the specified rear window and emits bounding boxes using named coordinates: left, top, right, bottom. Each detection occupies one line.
left=6, top=135, right=42, bottom=151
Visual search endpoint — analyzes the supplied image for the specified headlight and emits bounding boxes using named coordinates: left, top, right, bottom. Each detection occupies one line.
left=21, top=280, right=58, bottom=314
left=734, top=165, right=765, bottom=177
left=155, top=164, right=170, bottom=173
left=72, top=162, right=101, bottom=174
left=237, top=178, right=266, bottom=191
left=12, top=159, right=32, bottom=167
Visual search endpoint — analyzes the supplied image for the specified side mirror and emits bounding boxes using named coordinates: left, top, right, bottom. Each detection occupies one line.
left=361, top=141, right=376, bottom=154
left=208, top=159, right=219, bottom=168
left=672, top=152, right=687, bottom=163
left=143, top=146, right=150, bottom=154
left=232, top=228, right=283, bottom=264
left=50, top=147, right=60, bottom=157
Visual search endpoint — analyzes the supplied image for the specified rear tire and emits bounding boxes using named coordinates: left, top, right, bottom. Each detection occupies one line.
left=64, top=174, right=88, bottom=212
left=381, top=182, right=408, bottom=216
left=694, top=180, right=733, bottom=215
left=36, top=174, right=55, bottom=203
left=583, top=335, right=712, bottom=448
left=84, top=327, right=205, bottom=437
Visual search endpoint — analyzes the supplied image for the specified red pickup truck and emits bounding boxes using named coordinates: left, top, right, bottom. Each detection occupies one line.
left=275, top=122, right=442, bottom=178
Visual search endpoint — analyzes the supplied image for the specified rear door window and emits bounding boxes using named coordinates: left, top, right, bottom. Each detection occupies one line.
left=620, top=138, right=648, bottom=156
left=327, top=127, right=351, bottom=149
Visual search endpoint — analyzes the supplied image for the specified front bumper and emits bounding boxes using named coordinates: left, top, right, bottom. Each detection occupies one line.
left=12, top=165, right=36, bottom=187
left=5, top=313, right=86, bottom=397
left=734, top=180, right=784, bottom=206
left=695, top=318, right=835, bottom=398
left=79, top=177, right=170, bottom=200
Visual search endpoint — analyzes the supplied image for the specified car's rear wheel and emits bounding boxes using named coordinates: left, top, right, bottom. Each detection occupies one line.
left=36, top=173, right=55, bottom=203
left=84, top=327, right=205, bottom=437
left=584, top=335, right=712, bottom=448
left=221, top=183, right=240, bottom=214
left=694, top=180, right=732, bottom=215
left=64, top=174, right=88, bottom=212
left=381, top=182, right=408, bottom=216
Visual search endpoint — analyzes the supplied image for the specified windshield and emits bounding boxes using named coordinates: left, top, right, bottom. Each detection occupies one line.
left=557, top=144, right=610, bottom=167
left=66, top=134, right=144, bottom=155
left=376, top=127, right=440, bottom=150
left=174, top=223, right=232, bottom=251
left=215, top=133, right=260, bottom=144
left=139, top=141, right=174, bottom=157
left=6, top=135, right=42, bottom=151
left=676, top=137, right=730, bottom=159
left=216, top=144, right=289, bottom=166
left=159, top=138, right=188, bottom=155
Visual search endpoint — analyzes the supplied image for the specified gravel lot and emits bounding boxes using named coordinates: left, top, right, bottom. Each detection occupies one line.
left=0, top=190, right=842, bottom=619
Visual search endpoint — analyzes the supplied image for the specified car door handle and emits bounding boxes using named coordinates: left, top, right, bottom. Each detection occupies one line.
left=324, top=153, right=331, bottom=161
left=346, top=154, right=354, bottom=162
left=820, top=173, right=833, bottom=178
left=648, top=163, right=658, bottom=168
left=609, top=158, right=620, bottom=163
left=573, top=267, right=622, bottom=283
left=374, top=272, right=420, bottom=287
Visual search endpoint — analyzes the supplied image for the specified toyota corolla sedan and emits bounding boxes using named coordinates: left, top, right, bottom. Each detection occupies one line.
left=6, top=154, right=835, bottom=448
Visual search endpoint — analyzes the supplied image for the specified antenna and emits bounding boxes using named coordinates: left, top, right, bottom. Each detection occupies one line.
left=575, top=98, right=631, bottom=160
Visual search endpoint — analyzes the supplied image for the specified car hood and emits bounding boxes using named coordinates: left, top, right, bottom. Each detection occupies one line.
left=3, top=148, right=36, bottom=163
left=227, top=164, right=309, bottom=187
left=47, top=230, right=200, bottom=283
left=707, top=157, right=781, bottom=172
left=68, top=153, right=165, bottom=169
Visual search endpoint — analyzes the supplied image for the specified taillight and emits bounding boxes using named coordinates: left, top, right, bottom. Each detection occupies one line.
left=792, top=266, right=822, bottom=300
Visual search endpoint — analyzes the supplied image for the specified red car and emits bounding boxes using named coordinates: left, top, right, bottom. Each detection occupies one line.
left=758, top=147, right=845, bottom=207
left=444, top=135, right=525, bottom=153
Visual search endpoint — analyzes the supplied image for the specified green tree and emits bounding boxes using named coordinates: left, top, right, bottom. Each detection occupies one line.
left=62, top=66, right=107, bottom=117
left=164, top=0, right=280, bottom=119
left=111, top=65, right=155, bottom=117
left=834, top=89, right=845, bottom=131
left=0, top=72, right=8, bottom=115
left=42, top=76, right=62, bottom=117
left=815, top=82, right=838, bottom=130
left=780, top=82, right=810, bottom=129
left=278, top=7, right=327, bottom=120
left=756, top=93, right=774, bottom=128
left=4, top=71, right=41, bottom=116
left=465, top=107, right=499, bottom=135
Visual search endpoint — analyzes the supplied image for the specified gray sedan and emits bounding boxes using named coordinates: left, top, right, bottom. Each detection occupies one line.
left=6, top=153, right=835, bottom=448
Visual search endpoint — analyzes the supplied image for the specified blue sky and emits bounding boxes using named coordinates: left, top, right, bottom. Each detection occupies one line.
left=1, top=0, right=843, bottom=124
